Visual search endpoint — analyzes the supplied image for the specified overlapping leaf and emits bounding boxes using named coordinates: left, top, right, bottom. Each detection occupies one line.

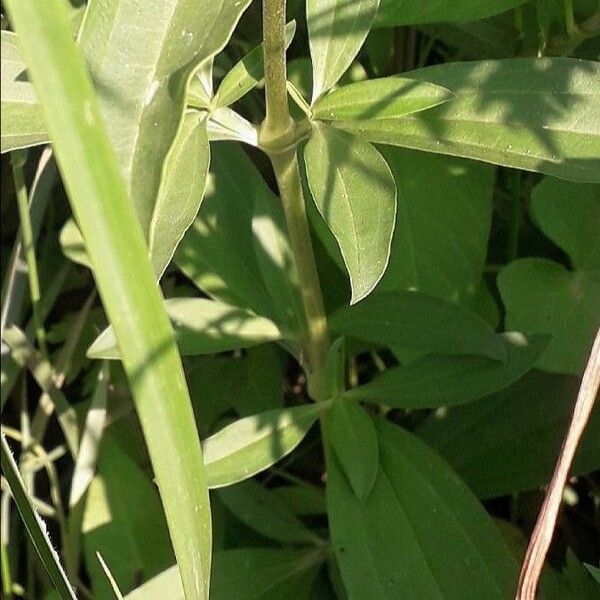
left=332, top=59, right=600, bottom=183
left=87, top=298, right=282, bottom=360
left=498, top=178, right=600, bottom=374
left=327, top=417, right=518, bottom=599
left=304, top=124, right=397, bottom=303
left=308, top=0, right=380, bottom=102
left=329, top=290, right=506, bottom=360
left=344, top=333, right=548, bottom=409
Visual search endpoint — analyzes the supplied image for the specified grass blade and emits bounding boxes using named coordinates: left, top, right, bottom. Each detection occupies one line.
left=3, top=1, right=212, bottom=598
left=0, top=433, right=76, bottom=599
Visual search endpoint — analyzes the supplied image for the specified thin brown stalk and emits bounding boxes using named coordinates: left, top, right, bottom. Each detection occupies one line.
left=515, top=327, right=600, bottom=600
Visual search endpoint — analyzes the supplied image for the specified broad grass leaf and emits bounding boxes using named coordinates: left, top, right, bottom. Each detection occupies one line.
left=417, top=370, right=600, bottom=498
left=329, top=290, right=506, bottom=360
left=326, top=417, right=518, bottom=599
left=218, top=480, right=322, bottom=545
left=498, top=178, right=600, bottom=374
left=344, top=333, right=548, bottom=409
left=87, top=298, right=282, bottom=360
left=312, top=77, right=451, bottom=121
left=307, top=0, right=380, bottom=102
left=124, top=548, right=325, bottom=600
left=332, top=59, right=600, bottom=183
left=328, top=400, right=379, bottom=500
left=378, top=147, right=495, bottom=304
left=0, top=31, right=48, bottom=153
left=215, top=21, right=297, bottom=108
left=203, top=404, right=328, bottom=488
left=304, top=125, right=397, bottom=304
left=82, top=435, right=173, bottom=598
left=376, top=0, right=530, bottom=26
left=149, top=110, right=210, bottom=278
left=78, top=0, right=253, bottom=236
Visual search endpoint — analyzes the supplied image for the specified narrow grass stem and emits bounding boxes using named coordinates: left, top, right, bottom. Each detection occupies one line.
left=11, top=153, right=47, bottom=357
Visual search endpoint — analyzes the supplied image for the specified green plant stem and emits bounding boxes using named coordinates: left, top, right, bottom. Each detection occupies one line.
left=564, top=0, right=579, bottom=39
left=11, top=152, right=47, bottom=358
left=261, top=0, right=330, bottom=401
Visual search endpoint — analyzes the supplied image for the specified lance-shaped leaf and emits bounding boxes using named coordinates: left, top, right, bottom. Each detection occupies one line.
left=78, top=0, right=253, bottom=236
left=344, top=332, right=548, bottom=408
left=149, top=111, right=210, bottom=278
left=203, top=403, right=328, bottom=488
left=376, top=0, right=530, bottom=26
left=125, top=548, right=325, bottom=600
left=308, top=0, right=380, bottom=102
left=328, top=400, right=379, bottom=500
left=332, top=58, right=600, bottom=183
left=215, top=20, right=297, bottom=108
left=329, top=291, right=506, bottom=360
left=206, top=106, right=259, bottom=146
left=0, top=31, right=48, bottom=153
left=218, top=480, right=322, bottom=545
left=2, top=1, right=213, bottom=597
left=305, top=124, right=397, bottom=304
left=312, top=77, right=452, bottom=121
left=326, top=418, right=518, bottom=599
left=418, top=370, right=600, bottom=498
left=87, top=298, right=282, bottom=360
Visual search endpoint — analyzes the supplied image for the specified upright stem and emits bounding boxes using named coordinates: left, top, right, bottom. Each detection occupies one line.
left=262, top=0, right=330, bottom=400
left=262, top=0, right=292, bottom=138
left=11, top=152, right=47, bottom=357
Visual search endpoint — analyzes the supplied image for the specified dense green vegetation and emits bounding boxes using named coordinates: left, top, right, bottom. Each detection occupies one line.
left=1, top=0, right=599, bottom=599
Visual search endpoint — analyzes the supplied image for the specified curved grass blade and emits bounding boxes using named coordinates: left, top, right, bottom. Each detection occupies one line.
left=1, top=434, right=77, bottom=599
left=3, top=1, right=212, bottom=597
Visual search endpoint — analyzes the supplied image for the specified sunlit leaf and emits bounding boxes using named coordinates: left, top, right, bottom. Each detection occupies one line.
left=305, top=124, right=397, bottom=303
left=307, top=0, right=380, bottom=102
left=332, top=59, right=600, bottom=183
left=87, top=298, right=282, bottom=360
left=203, top=403, right=328, bottom=489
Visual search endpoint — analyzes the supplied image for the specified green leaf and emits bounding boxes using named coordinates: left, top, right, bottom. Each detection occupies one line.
left=312, top=77, right=452, bottom=121
left=304, top=125, right=397, bottom=303
left=585, top=565, right=600, bottom=584
left=149, top=110, right=210, bottom=278
left=417, top=370, right=600, bottom=498
left=125, top=548, right=325, bottom=600
left=87, top=298, right=283, bottom=360
left=176, top=143, right=302, bottom=332
left=271, top=485, right=327, bottom=516
left=328, top=400, right=379, bottom=500
left=378, top=147, right=495, bottom=304
left=203, top=404, right=327, bottom=489
left=218, top=480, right=322, bottom=545
left=207, top=106, right=259, bottom=146
left=215, top=20, right=297, bottom=108
left=307, top=0, right=380, bottom=102
left=1, top=434, right=77, bottom=600
left=0, top=31, right=48, bottom=153
left=498, top=179, right=600, bottom=374
left=329, top=291, right=506, bottom=360
left=2, top=2, right=214, bottom=596
left=331, top=59, right=600, bottom=183
left=59, top=218, right=91, bottom=269
left=376, top=0, right=530, bottom=26
left=78, top=0, right=252, bottom=237
left=344, top=332, right=548, bottom=409
left=326, top=417, right=518, bottom=599
left=82, top=435, right=173, bottom=598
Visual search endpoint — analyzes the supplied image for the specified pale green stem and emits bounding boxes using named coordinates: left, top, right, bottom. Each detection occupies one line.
left=261, top=0, right=330, bottom=401
left=11, top=152, right=47, bottom=358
